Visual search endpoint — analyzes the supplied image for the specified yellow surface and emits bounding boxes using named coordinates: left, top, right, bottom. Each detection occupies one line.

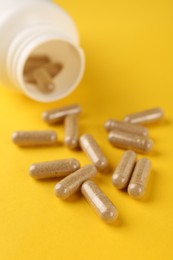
left=0, top=0, right=173, bottom=259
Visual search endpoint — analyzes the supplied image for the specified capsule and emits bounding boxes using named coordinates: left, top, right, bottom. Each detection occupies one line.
left=25, top=62, right=63, bottom=83
left=112, top=150, right=137, bottom=189
left=81, top=180, right=119, bottom=223
left=80, top=134, right=109, bottom=172
left=12, top=131, right=57, bottom=147
left=29, top=158, right=80, bottom=179
left=55, top=165, right=97, bottom=199
left=42, top=104, right=81, bottom=124
left=64, top=114, right=79, bottom=149
left=128, top=158, right=152, bottom=199
left=108, top=130, right=153, bottom=154
left=124, top=107, right=164, bottom=125
left=24, top=55, right=50, bottom=73
left=43, top=62, right=63, bottom=77
left=32, top=67, right=55, bottom=93
left=105, top=119, right=149, bottom=137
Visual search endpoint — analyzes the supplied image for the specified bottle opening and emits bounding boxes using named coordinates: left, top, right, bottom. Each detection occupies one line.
left=19, top=39, right=85, bottom=102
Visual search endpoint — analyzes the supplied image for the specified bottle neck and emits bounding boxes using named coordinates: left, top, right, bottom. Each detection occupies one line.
left=7, top=24, right=85, bottom=102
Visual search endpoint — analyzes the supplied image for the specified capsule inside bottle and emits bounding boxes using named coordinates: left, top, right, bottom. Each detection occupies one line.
left=32, top=67, right=55, bottom=93
left=24, top=55, right=50, bottom=74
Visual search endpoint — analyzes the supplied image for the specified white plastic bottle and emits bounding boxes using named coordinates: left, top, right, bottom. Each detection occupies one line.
left=0, top=0, right=85, bottom=102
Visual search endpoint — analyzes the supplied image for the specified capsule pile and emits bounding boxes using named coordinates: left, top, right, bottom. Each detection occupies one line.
left=12, top=105, right=165, bottom=224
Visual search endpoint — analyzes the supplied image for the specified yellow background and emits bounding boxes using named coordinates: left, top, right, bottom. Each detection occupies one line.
left=0, top=0, right=173, bottom=259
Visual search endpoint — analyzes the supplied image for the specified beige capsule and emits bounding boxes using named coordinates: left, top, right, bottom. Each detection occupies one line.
left=81, top=180, right=119, bottom=223
left=32, top=67, right=55, bottom=93
left=105, top=119, right=149, bottom=137
left=80, top=134, right=109, bottom=172
left=55, top=165, right=97, bottom=199
left=12, top=131, right=57, bottom=147
left=29, top=158, right=80, bottom=180
left=124, top=107, right=164, bottom=125
left=64, top=114, right=79, bottom=150
left=112, top=150, right=137, bottom=189
left=25, top=62, right=63, bottom=83
left=128, top=158, right=152, bottom=199
left=43, top=62, right=63, bottom=77
left=42, top=104, right=81, bottom=124
left=24, top=55, right=50, bottom=74
left=108, top=129, right=153, bottom=154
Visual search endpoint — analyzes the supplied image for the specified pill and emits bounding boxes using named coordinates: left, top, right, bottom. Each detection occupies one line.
left=55, top=165, right=97, bottom=199
left=24, top=55, right=50, bottom=73
left=12, top=131, right=57, bottom=147
left=105, top=119, right=149, bottom=137
left=43, top=62, right=63, bottom=77
left=42, top=104, right=81, bottom=124
left=80, top=134, right=109, bottom=172
left=29, top=158, right=80, bottom=179
left=112, top=150, right=137, bottom=189
left=25, top=62, right=63, bottom=83
left=64, top=114, right=79, bottom=150
left=124, top=107, right=164, bottom=125
left=128, top=158, right=152, bottom=199
left=108, top=130, right=153, bottom=154
left=32, top=67, right=55, bottom=93
left=81, top=180, right=119, bottom=223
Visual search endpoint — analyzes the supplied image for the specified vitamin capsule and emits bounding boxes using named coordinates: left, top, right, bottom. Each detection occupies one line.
left=25, top=62, right=63, bottom=83
left=64, top=114, right=79, bottom=149
left=128, top=158, right=152, bottom=199
left=124, top=107, right=164, bottom=125
left=29, top=158, right=80, bottom=179
left=32, top=67, right=55, bottom=93
left=12, top=131, right=57, bottom=147
left=24, top=55, right=50, bottom=73
left=80, top=134, right=109, bottom=172
left=43, top=62, right=63, bottom=77
left=112, top=150, right=137, bottom=189
left=105, top=119, right=149, bottom=137
left=108, top=130, right=153, bottom=154
left=24, top=74, right=35, bottom=84
left=81, top=180, right=119, bottom=223
left=42, top=104, right=81, bottom=124
left=55, top=165, right=97, bottom=199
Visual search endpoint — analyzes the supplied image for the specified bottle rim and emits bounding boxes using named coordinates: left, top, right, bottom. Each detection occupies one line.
left=7, top=27, right=85, bottom=102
